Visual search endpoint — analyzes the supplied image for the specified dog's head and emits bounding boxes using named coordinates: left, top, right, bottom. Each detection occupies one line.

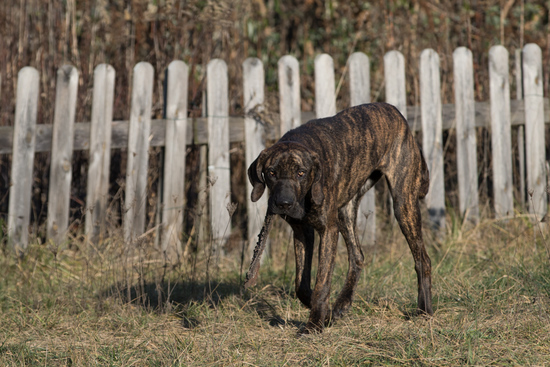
left=248, top=141, right=324, bottom=219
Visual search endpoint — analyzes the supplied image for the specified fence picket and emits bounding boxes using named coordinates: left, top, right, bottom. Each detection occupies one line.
left=124, top=62, right=155, bottom=242
left=207, top=59, right=231, bottom=252
left=8, top=67, right=40, bottom=254
left=47, top=65, right=79, bottom=243
left=384, top=50, right=407, bottom=219
left=489, top=45, right=514, bottom=218
left=515, top=49, right=526, bottom=209
left=315, top=54, right=336, bottom=118
left=278, top=55, right=301, bottom=134
left=349, top=52, right=375, bottom=244
left=244, top=58, right=269, bottom=259
left=453, top=47, right=479, bottom=221
left=420, top=49, right=445, bottom=230
left=161, top=60, right=188, bottom=262
left=86, top=64, right=115, bottom=242
left=384, top=51, right=407, bottom=119
left=349, top=52, right=370, bottom=108
left=522, top=43, right=547, bottom=218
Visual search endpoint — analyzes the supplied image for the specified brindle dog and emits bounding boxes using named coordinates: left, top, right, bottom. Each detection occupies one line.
left=245, top=103, right=432, bottom=334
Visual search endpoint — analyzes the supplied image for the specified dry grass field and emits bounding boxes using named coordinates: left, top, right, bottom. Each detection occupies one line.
left=1, top=210, right=550, bottom=366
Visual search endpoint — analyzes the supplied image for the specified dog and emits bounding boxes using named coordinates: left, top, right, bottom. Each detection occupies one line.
left=245, top=102, right=433, bottom=334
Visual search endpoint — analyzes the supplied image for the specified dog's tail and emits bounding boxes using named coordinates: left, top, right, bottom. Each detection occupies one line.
left=418, top=147, right=430, bottom=200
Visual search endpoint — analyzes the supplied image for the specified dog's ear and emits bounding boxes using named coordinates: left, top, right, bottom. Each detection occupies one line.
left=311, top=153, right=324, bottom=206
left=248, top=150, right=267, bottom=202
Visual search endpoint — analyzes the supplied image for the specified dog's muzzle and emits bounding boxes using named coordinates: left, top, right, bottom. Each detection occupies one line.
left=270, top=182, right=305, bottom=219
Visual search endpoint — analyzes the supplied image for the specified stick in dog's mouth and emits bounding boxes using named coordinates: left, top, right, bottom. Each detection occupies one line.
left=243, top=212, right=274, bottom=289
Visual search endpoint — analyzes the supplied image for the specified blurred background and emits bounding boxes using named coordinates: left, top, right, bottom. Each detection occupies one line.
left=2, top=0, right=548, bottom=122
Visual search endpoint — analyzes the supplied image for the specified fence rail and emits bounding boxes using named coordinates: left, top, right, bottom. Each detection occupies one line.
left=2, top=99, right=549, bottom=155
left=1, top=44, right=548, bottom=260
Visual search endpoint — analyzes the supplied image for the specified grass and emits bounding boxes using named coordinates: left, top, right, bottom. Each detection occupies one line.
left=1, top=213, right=550, bottom=366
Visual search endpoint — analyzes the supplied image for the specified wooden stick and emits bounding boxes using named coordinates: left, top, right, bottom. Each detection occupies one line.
left=243, top=212, right=274, bottom=288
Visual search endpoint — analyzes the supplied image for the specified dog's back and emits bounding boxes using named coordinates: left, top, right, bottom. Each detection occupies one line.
left=279, top=103, right=429, bottom=203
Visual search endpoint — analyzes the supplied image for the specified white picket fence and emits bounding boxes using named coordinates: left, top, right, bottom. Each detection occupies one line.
left=2, top=44, right=549, bottom=260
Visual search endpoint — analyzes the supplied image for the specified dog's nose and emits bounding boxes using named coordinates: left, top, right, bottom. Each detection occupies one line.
left=276, top=199, right=293, bottom=210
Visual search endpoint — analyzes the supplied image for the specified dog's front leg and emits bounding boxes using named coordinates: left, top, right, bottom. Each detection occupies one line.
left=302, top=223, right=339, bottom=334
left=290, top=223, right=315, bottom=308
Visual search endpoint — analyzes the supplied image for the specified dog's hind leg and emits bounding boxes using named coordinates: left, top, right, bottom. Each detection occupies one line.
left=389, top=182, right=433, bottom=315
left=290, top=223, right=315, bottom=309
left=329, top=197, right=365, bottom=323
left=384, top=134, right=433, bottom=315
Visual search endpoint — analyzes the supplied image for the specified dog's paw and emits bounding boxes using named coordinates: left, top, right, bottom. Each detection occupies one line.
left=329, top=300, right=352, bottom=322
left=418, top=298, right=434, bottom=316
left=298, top=322, right=324, bottom=336
left=419, top=307, right=434, bottom=317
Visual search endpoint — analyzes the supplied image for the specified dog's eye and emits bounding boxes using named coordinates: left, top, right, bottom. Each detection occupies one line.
left=297, top=170, right=305, bottom=177
left=268, top=169, right=276, bottom=177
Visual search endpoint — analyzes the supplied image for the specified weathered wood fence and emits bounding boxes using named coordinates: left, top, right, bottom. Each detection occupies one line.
left=1, top=44, right=549, bottom=260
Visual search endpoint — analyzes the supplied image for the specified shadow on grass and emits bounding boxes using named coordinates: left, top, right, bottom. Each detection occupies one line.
left=243, top=285, right=307, bottom=331
left=102, top=278, right=244, bottom=328
left=105, top=279, right=243, bottom=307
left=102, top=279, right=306, bottom=330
